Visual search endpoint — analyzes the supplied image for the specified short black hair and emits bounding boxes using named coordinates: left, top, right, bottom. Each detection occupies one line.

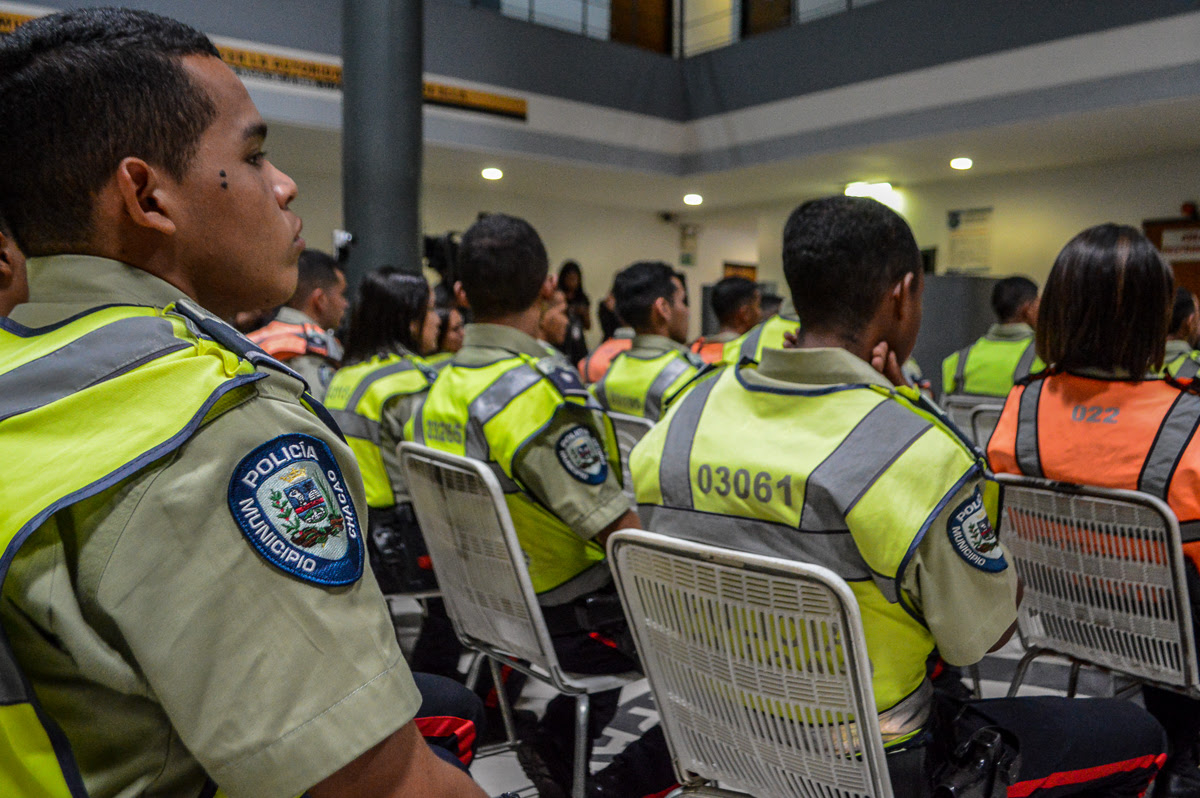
left=289, top=249, right=342, bottom=307
left=1038, top=224, right=1173, bottom=376
left=613, top=261, right=680, bottom=330
left=457, top=214, right=548, bottom=319
left=783, top=197, right=920, bottom=333
left=760, top=292, right=784, bottom=317
left=0, top=8, right=219, bottom=255
left=342, top=268, right=430, bottom=364
left=1171, top=286, right=1197, bottom=336
left=991, top=276, right=1039, bottom=322
left=711, top=277, right=759, bottom=324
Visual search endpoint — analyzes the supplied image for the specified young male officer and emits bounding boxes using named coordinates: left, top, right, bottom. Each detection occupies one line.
left=248, top=247, right=348, bottom=399
left=630, top=196, right=1166, bottom=797
left=591, top=260, right=708, bottom=421
left=941, top=276, right=1041, bottom=399
left=1165, top=286, right=1200, bottom=378
left=690, top=275, right=761, bottom=363
left=0, top=9, right=485, bottom=797
left=720, top=295, right=801, bottom=365
left=410, top=214, right=673, bottom=797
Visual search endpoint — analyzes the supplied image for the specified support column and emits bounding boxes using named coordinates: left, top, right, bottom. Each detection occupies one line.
left=341, top=0, right=424, bottom=287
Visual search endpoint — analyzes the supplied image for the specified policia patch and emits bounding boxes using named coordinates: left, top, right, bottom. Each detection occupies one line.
left=556, top=425, right=608, bottom=485
left=947, top=486, right=1006, bottom=572
left=228, top=434, right=365, bottom=585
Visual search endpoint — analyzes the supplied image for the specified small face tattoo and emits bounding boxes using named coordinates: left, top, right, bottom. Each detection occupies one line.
left=219, top=170, right=228, bottom=190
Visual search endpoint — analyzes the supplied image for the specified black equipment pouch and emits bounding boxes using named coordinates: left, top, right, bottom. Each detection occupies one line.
left=574, top=593, right=626, bottom=632
left=931, top=704, right=1021, bottom=798
left=366, top=503, right=439, bottom=594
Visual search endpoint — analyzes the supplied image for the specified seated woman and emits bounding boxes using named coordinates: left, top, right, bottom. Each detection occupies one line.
left=427, top=303, right=465, bottom=370
left=988, top=223, right=1199, bottom=796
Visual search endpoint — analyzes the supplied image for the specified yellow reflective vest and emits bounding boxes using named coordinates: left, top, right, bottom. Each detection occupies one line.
left=410, top=351, right=620, bottom=600
left=941, top=326, right=1041, bottom=398
left=630, top=363, right=987, bottom=746
left=721, top=314, right=801, bottom=366
left=324, top=353, right=437, bottom=508
left=591, top=340, right=707, bottom=421
left=0, top=300, right=279, bottom=797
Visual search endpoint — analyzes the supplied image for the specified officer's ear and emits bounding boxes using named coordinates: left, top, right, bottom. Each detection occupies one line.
left=0, top=231, right=28, bottom=317
left=453, top=281, right=470, bottom=310
left=539, top=273, right=557, bottom=301
left=110, top=157, right=177, bottom=237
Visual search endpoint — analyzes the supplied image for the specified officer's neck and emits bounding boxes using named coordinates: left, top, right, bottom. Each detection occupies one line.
left=795, top=328, right=876, bottom=364
left=475, top=305, right=543, bottom=340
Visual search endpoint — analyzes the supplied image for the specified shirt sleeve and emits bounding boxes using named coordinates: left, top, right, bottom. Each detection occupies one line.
left=900, top=478, right=1018, bottom=666
left=95, top=374, right=420, bottom=798
left=512, top=403, right=631, bottom=539
left=286, top=354, right=336, bottom=401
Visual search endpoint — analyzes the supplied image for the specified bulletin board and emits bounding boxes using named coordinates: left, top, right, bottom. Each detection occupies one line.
left=1145, top=218, right=1200, bottom=298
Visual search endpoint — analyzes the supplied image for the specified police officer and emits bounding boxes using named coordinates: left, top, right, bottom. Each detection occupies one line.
left=0, top=209, right=26, bottom=317
left=0, top=10, right=486, bottom=797
left=720, top=294, right=801, bottom=365
left=409, top=214, right=673, bottom=797
left=628, top=197, right=1166, bottom=798
left=590, top=261, right=708, bottom=421
left=941, top=276, right=1042, bottom=399
left=690, top=275, right=761, bottom=364
left=248, top=247, right=348, bottom=399
left=1165, top=286, right=1200, bottom=379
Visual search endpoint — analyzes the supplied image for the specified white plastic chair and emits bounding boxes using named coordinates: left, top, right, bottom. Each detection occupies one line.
left=399, top=443, right=639, bottom=798
left=995, top=473, right=1200, bottom=699
left=608, top=412, right=654, bottom=503
left=942, top=395, right=1004, bottom=445
left=608, top=529, right=894, bottom=798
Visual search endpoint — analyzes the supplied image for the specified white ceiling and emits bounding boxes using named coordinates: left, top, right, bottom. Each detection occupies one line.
left=266, top=91, right=1200, bottom=215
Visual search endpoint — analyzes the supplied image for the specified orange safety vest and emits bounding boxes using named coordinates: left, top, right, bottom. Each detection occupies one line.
left=689, top=337, right=726, bottom=365
left=246, top=319, right=340, bottom=363
left=578, top=336, right=633, bottom=383
left=988, top=372, right=1200, bottom=567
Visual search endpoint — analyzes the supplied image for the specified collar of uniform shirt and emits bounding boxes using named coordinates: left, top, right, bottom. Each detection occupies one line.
left=985, top=322, right=1034, bottom=341
left=1165, top=338, right=1195, bottom=360
left=273, top=305, right=319, bottom=327
left=746, top=346, right=895, bottom=390
left=630, top=333, right=692, bottom=356
left=15, top=255, right=188, bottom=326
left=461, top=322, right=551, bottom=360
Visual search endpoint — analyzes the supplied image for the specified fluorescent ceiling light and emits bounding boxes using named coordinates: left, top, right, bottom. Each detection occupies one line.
left=481, top=167, right=503, bottom=180
left=683, top=193, right=703, bottom=206
left=950, top=157, right=973, bottom=170
left=843, top=181, right=904, bottom=211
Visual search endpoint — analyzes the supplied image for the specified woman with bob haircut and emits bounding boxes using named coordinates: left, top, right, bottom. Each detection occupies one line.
left=988, top=223, right=1198, bottom=793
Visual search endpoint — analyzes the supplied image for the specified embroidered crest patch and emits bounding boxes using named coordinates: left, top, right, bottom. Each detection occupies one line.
left=556, top=425, right=608, bottom=485
left=228, top=434, right=364, bottom=585
left=947, top=486, right=1006, bottom=572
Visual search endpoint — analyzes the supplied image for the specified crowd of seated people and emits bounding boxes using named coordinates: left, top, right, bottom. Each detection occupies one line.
left=4, top=7, right=1200, bottom=798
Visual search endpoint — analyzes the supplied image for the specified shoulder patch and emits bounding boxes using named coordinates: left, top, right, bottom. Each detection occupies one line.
left=946, top=486, right=1006, bottom=572
left=228, top=434, right=364, bottom=585
left=555, top=425, right=609, bottom=485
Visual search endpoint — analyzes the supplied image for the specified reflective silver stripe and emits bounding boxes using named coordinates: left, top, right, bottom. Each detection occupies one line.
left=0, top=316, right=187, bottom=423
left=329, top=409, right=380, bottom=444
left=536, top=562, right=613, bottom=606
left=640, top=504, right=872, bottom=583
left=644, top=357, right=692, bottom=421
left=798, top=403, right=931, bottom=533
left=592, top=372, right=610, bottom=411
left=658, top=374, right=720, bottom=507
left=739, top=324, right=764, bottom=363
left=1139, top=391, right=1200, bottom=499
left=345, top=359, right=417, bottom=411
left=1180, top=520, right=1200, bottom=543
left=1014, top=380, right=1044, bottom=478
left=878, top=679, right=933, bottom=744
left=486, top=460, right=521, bottom=494
left=411, top=400, right=427, bottom=444
left=470, top=365, right=544, bottom=426
left=1178, top=357, right=1200, bottom=380
left=951, top=344, right=972, bottom=395
left=1013, top=340, right=1037, bottom=381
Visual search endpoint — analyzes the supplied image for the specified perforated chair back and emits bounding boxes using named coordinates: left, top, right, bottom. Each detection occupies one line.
left=609, top=530, right=894, bottom=798
left=942, top=394, right=1004, bottom=444
left=968, top=403, right=1004, bottom=448
left=996, top=473, right=1200, bottom=694
left=608, top=412, right=654, bottom=503
left=399, top=442, right=558, bottom=675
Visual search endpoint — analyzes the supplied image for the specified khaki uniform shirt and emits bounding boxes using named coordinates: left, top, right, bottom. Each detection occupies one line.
left=272, top=306, right=339, bottom=401
left=745, top=348, right=1019, bottom=665
left=4, top=256, right=419, bottom=798
left=452, top=324, right=630, bottom=541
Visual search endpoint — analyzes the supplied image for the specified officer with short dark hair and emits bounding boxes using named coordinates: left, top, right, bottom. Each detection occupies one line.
left=941, top=275, right=1042, bottom=399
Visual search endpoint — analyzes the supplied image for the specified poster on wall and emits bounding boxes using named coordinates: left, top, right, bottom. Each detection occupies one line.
left=1160, top=228, right=1200, bottom=264
left=947, top=208, right=993, bottom=272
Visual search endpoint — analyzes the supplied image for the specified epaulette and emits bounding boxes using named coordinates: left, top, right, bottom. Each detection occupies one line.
left=535, top=356, right=590, bottom=399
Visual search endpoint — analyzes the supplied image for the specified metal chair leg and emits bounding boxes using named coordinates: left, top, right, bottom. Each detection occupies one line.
left=465, top=650, right=485, bottom=692
left=1066, top=660, right=1081, bottom=698
left=967, top=663, right=983, bottom=699
left=489, top=657, right=519, bottom=744
left=1007, top=647, right=1043, bottom=698
left=573, top=693, right=591, bottom=798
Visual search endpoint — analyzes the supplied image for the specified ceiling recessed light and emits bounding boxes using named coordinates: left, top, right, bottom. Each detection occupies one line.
left=481, top=167, right=503, bottom=180
left=950, top=157, right=973, bottom=170
left=683, top=193, right=703, bottom=206
left=843, top=181, right=904, bottom=211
